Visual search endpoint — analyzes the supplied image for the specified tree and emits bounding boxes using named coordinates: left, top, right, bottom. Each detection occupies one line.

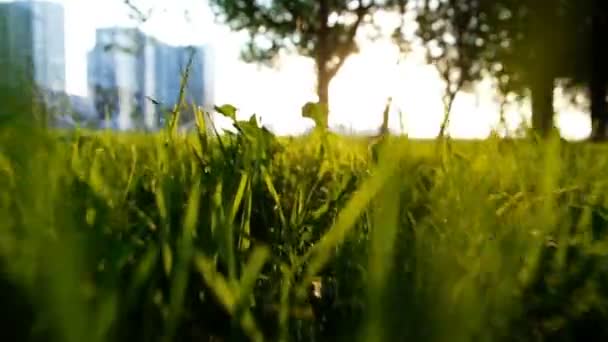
left=479, top=0, right=608, bottom=139
left=208, top=0, right=403, bottom=128
left=588, top=0, right=608, bottom=140
left=413, top=0, right=605, bottom=138
left=414, top=0, right=559, bottom=137
left=415, top=0, right=486, bottom=138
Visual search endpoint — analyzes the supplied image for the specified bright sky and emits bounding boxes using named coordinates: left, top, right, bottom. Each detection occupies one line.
left=6, top=0, right=593, bottom=139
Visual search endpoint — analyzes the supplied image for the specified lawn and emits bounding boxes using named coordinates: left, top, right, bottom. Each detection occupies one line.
left=1, top=111, right=608, bottom=342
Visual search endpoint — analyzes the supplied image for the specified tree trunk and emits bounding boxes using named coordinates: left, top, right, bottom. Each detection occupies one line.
left=499, top=97, right=508, bottom=136
left=590, top=0, right=608, bottom=140
left=314, top=0, right=330, bottom=129
left=590, top=72, right=607, bottom=141
left=380, top=97, right=391, bottom=136
left=438, top=92, right=457, bottom=138
left=316, top=71, right=329, bottom=106
left=530, top=73, right=554, bottom=137
left=528, top=0, right=555, bottom=138
left=316, top=67, right=330, bottom=128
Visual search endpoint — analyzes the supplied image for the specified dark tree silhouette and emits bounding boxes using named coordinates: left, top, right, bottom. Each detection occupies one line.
left=486, top=0, right=608, bottom=139
left=588, top=0, right=608, bottom=140
left=415, top=0, right=486, bottom=138
left=413, top=0, right=608, bottom=139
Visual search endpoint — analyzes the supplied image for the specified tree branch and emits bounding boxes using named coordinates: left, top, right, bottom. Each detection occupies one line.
left=327, top=0, right=373, bottom=78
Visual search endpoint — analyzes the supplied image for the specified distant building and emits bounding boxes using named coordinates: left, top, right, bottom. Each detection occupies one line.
left=29, top=1, right=66, bottom=92
left=202, top=47, right=215, bottom=111
left=87, top=27, right=146, bottom=129
left=87, top=27, right=214, bottom=130
left=0, top=2, right=34, bottom=90
left=43, top=90, right=94, bottom=120
left=152, top=43, right=214, bottom=128
left=0, top=1, right=66, bottom=93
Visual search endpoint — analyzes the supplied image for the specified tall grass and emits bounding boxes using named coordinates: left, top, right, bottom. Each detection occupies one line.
left=1, top=106, right=608, bottom=341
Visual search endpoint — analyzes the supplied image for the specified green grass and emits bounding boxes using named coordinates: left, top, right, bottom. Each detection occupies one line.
left=2, top=110, right=608, bottom=342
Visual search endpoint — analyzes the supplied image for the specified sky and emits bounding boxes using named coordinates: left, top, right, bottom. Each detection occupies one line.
left=5, top=0, right=593, bottom=138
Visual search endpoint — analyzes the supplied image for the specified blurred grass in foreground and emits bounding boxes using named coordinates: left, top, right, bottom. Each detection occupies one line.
left=1, top=107, right=608, bottom=342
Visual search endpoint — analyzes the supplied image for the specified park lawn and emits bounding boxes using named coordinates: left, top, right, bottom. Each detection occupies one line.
left=1, top=116, right=608, bottom=341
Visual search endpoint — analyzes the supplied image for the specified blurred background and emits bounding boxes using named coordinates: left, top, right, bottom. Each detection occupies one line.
left=0, top=0, right=604, bottom=139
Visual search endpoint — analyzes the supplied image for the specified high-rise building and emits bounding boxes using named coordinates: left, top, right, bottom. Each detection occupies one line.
left=87, top=27, right=214, bottom=130
left=87, top=27, right=146, bottom=129
left=153, top=44, right=206, bottom=109
left=29, top=1, right=66, bottom=92
left=0, top=2, right=34, bottom=90
left=0, top=1, right=66, bottom=93
left=149, top=42, right=214, bottom=130
left=202, top=47, right=215, bottom=111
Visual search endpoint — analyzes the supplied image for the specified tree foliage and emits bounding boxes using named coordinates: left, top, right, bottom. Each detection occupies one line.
left=479, top=0, right=591, bottom=135
left=413, top=0, right=607, bottom=138
left=415, top=0, right=486, bottom=138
